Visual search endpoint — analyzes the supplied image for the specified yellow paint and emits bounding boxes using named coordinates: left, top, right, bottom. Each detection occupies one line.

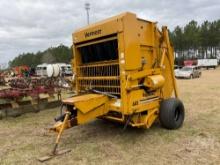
left=144, top=75, right=165, bottom=90
left=52, top=12, right=178, bottom=130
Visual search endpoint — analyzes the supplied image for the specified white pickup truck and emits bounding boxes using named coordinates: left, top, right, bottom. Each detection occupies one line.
left=197, top=59, right=218, bottom=69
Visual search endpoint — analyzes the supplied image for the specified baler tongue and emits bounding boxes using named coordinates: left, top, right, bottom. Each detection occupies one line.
left=38, top=111, right=72, bottom=162
left=38, top=94, right=109, bottom=162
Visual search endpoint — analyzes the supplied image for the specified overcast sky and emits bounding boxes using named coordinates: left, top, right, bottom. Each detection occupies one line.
left=0, top=0, right=219, bottom=65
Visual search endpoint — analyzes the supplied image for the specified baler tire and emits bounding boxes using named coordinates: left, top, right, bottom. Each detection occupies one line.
left=159, top=98, right=185, bottom=129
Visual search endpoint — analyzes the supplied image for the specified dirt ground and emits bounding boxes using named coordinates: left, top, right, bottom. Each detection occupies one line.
left=0, top=68, right=219, bottom=165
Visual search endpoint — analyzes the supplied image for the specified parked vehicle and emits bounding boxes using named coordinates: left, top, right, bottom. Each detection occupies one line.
left=36, top=63, right=72, bottom=77
left=175, top=66, right=201, bottom=79
left=36, top=64, right=48, bottom=77
left=174, top=65, right=181, bottom=75
left=36, top=63, right=60, bottom=77
left=65, top=64, right=73, bottom=76
left=58, top=63, right=73, bottom=76
left=197, top=59, right=218, bottom=69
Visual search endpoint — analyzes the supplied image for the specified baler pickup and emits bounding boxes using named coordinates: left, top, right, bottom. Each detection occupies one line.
left=62, top=94, right=110, bottom=125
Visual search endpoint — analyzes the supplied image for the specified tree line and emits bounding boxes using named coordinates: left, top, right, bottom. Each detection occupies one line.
left=169, top=19, right=220, bottom=65
left=9, top=44, right=72, bottom=68
left=9, top=19, right=219, bottom=67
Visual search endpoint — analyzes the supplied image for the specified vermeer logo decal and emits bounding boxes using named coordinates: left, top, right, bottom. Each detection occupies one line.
left=84, top=29, right=101, bottom=38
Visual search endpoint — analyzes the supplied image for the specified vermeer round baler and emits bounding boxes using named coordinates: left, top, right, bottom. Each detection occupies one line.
left=39, top=12, right=185, bottom=161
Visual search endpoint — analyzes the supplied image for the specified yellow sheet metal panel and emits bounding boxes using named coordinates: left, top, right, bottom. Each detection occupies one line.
left=131, top=108, right=158, bottom=128
left=68, top=12, right=179, bottom=128
left=74, top=95, right=109, bottom=114
left=137, top=20, right=154, bottom=46
left=122, top=13, right=141, bottom=70
left=73, top=14, right=124, bottom=43
left=62, top=94, right=110, bottom=124
left=63, top=94, right=109, bottom=114
left=62, top=94, right=104, bottom=104
left=127, top=89, right=144, bottom=114
left=117, top=32, right=127, bottom=114
left=77, top=104, right=107, bottom=124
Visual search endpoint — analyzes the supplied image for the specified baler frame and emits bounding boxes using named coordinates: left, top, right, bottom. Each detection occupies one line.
left=39, top=12, right=184, bottom=161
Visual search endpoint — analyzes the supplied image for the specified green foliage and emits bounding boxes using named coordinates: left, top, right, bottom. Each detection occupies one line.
left=9, top=19, right=220, bottom=67
left=9, top=44, right=72, bottom=67
left=170, top=19, right=220, bottom=62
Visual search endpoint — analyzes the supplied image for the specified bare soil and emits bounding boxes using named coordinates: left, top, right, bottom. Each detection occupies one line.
left=0, top=68, right=219, bottom=165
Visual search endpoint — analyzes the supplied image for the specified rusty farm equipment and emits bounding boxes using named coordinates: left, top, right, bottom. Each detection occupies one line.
left=0, top=76, right=72, bottom=118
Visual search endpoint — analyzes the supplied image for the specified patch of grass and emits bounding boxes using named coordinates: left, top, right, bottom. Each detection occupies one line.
left=0, top=69, right=220, bottom=164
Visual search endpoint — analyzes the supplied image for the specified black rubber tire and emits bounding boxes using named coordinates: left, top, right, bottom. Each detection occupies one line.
left=159, top=98, right=185, bottom=129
